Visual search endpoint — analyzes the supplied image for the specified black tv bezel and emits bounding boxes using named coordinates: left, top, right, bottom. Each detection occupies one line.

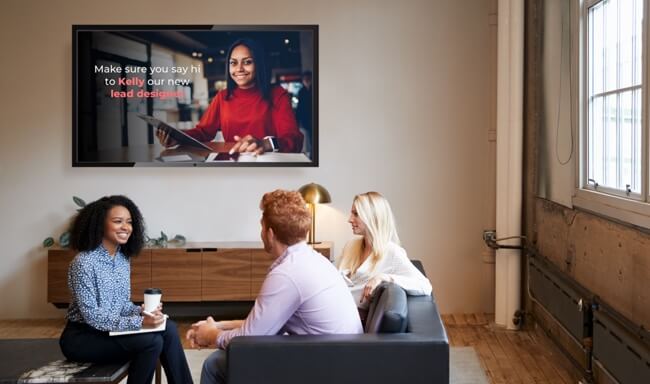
left=72, top=24, right=319, bottom=168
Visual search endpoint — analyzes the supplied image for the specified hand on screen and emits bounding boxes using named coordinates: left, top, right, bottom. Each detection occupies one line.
left=156, top=128, right=178, bottom=148
left=230, top=135, right=265, bottom=155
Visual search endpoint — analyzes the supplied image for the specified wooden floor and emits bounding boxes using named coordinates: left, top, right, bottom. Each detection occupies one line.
left=443, top=313, right=583, bottom=384
left=0, top=314, right=584, bottom=384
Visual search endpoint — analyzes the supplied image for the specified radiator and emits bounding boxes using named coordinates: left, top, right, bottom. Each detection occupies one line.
left=592, top=303, right=650, bottom=384
left=528, top=252, right=592, bottom=342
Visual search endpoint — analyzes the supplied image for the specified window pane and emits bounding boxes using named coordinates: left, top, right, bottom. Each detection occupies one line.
left=592, top=3, right=604, bottom=94
left=604, top=0, right=618, bottom=92
left=620, top=0, right=634, bottom=88
left=590, top=96, right=605, bottom=184
left=151, top=47, right=176, bottom=111
left=634, top=88, right=641, bottom=192
left=587, top=0, right=643, bottom=196
left=604, top=94, right=618, bottom=188
left=634, top=0, right=643, bottom=85
left=620, top=91, right=632, bottom=190
left=92, top=32, right=147, bottom=62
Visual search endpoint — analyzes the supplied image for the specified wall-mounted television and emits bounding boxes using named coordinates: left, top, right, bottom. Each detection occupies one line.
left=73, top=25, right=318, bottom=167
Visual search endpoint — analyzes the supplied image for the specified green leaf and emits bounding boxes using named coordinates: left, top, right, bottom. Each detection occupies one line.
left=72, top=196, right=86, bottom=208
left=43, top=237, right=55, bottom=248
left=160, top=231, right=168, bottom=242
left=59, top=232, right=70, bottom=248
left=155, top=238, right=168, bottom=247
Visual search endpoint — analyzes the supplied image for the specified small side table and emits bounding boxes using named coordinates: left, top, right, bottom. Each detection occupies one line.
left=0, top=338, right=128, bottom=384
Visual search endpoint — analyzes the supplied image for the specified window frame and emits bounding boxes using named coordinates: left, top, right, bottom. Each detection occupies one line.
left=575, top=0, right=650, bottom=229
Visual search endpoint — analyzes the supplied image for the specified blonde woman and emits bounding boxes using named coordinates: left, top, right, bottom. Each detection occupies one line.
left=336, top=192, right=432, bottom=313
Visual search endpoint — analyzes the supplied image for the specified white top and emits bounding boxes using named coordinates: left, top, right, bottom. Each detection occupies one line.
left=336, top=238, right=433, bottom=309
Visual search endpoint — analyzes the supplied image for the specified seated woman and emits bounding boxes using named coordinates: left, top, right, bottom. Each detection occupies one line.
left=336, top=192, right=432, bottom=317
left=157, top=38, right=303, bottom=154
left=59, top=195, right=192, bottom=384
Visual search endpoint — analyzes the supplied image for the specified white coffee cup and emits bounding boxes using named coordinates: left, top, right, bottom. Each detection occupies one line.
left=144, top=288, right=162, bottom=314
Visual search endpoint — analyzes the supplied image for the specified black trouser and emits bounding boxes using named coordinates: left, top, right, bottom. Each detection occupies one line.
left=59, top=320, right=193, bottom=384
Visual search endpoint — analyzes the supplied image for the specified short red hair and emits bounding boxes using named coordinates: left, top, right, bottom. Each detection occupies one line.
left=261, top=190, right=311, bottom=245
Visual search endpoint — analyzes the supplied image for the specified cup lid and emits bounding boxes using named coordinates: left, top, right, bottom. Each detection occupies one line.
left=144, top=288, right=162, bottom=294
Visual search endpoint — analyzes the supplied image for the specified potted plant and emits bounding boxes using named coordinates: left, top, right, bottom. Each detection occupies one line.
left=43, top=196, right=186, bottom=248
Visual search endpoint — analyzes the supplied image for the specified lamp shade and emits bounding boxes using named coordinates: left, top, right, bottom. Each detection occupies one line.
left=298, top=183, right=331, bottom=204
left=298, top=183, right=331, bottom=244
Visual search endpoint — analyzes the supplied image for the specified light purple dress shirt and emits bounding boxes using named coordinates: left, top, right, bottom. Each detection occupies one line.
left=217, top=242, right=363, bottom=349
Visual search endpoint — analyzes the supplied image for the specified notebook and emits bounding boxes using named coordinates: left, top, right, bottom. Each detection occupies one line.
left=109, top=315, right=168, bottom=336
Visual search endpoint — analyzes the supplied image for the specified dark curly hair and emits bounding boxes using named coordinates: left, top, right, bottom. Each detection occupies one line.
left=69, top=195, right=146, bottom=258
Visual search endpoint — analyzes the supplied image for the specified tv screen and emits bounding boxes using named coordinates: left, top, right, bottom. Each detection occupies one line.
left=73, top=25, right=318, bottom=167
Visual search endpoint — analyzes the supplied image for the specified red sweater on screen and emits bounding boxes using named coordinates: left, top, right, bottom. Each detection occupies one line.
left=185, top=86, right=303, bottom=152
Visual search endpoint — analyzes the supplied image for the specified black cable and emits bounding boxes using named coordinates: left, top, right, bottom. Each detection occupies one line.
left=556, top=0, right=575, bottom=166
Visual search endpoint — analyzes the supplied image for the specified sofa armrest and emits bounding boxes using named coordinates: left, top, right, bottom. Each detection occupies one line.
left=407, top=295, right=448, bottom=340
left=227, top=333, right=449, bottom=384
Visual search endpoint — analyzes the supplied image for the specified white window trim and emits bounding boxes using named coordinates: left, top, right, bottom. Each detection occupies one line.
left=573, top=0, right=650, bottom=230
left=574, top=188, right=650, bottom=228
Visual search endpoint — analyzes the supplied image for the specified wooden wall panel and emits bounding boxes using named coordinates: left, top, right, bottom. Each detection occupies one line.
left=251, top=250, right=275, bottom=299
left=151, top=249, right=202, bottom=301
left=47, top=249, right=75, bottom=303
left=130, top=250, right=151, bottom=302
left=202, top=250, right=251, bottom=300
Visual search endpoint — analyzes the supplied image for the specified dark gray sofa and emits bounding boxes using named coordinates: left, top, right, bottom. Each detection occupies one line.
left=225, top=260, right=449, bottom=384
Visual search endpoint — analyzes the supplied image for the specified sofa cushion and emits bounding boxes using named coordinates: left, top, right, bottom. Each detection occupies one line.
left=364, top=283, right=408, bottom=333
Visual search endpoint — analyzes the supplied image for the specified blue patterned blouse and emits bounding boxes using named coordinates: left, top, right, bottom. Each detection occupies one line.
left=66, top=244, right=143, bottom=331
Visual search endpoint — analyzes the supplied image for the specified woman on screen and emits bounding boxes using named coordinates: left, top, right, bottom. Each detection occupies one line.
left=157, top=38, right=303, bottom=154
left=59, top=195, right=192, bottom=384
left=336, top=192, right=432, bottom=320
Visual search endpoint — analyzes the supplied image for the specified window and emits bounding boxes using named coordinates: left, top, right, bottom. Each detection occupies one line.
left=577, top=0, right=650, bottom=227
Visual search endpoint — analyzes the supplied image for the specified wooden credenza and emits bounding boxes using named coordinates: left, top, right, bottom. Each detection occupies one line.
left=47, top=242, right=332, bottom=306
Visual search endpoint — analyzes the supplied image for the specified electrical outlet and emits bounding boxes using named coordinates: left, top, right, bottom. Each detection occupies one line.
left=483, top=230, right=496, bottom=242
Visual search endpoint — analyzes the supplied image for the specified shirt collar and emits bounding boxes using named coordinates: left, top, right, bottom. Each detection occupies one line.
left=269, top=241, right=309, bottom=271
left=97, top=243, right=122, bottom=261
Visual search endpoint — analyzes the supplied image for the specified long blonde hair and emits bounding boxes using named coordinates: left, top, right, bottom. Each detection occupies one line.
left=338, top=192, right=400, bottom=273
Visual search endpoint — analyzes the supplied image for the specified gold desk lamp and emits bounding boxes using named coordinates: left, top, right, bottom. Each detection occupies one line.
left=298, top=183, right=331, bottom=244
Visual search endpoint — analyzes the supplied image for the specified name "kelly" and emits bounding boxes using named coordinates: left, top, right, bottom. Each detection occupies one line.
left=117, top=77, right=144, bottom=87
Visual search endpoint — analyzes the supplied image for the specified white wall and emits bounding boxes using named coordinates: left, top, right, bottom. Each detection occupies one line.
left=0, top=0, right=492, bottom=318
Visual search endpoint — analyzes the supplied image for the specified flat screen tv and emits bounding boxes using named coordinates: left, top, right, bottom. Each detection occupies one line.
left=73, top=25, right=318, bottom=167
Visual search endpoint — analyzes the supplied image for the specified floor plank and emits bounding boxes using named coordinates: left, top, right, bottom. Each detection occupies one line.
left=452, top=313, right=468, bottom=326
left=442, top=313, right=584, bottom=384
left=494, top=331, right=536, bottom=383
left=475, top=313, right=489, bottom=325
left=441, top=313, right=455, bottom=326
